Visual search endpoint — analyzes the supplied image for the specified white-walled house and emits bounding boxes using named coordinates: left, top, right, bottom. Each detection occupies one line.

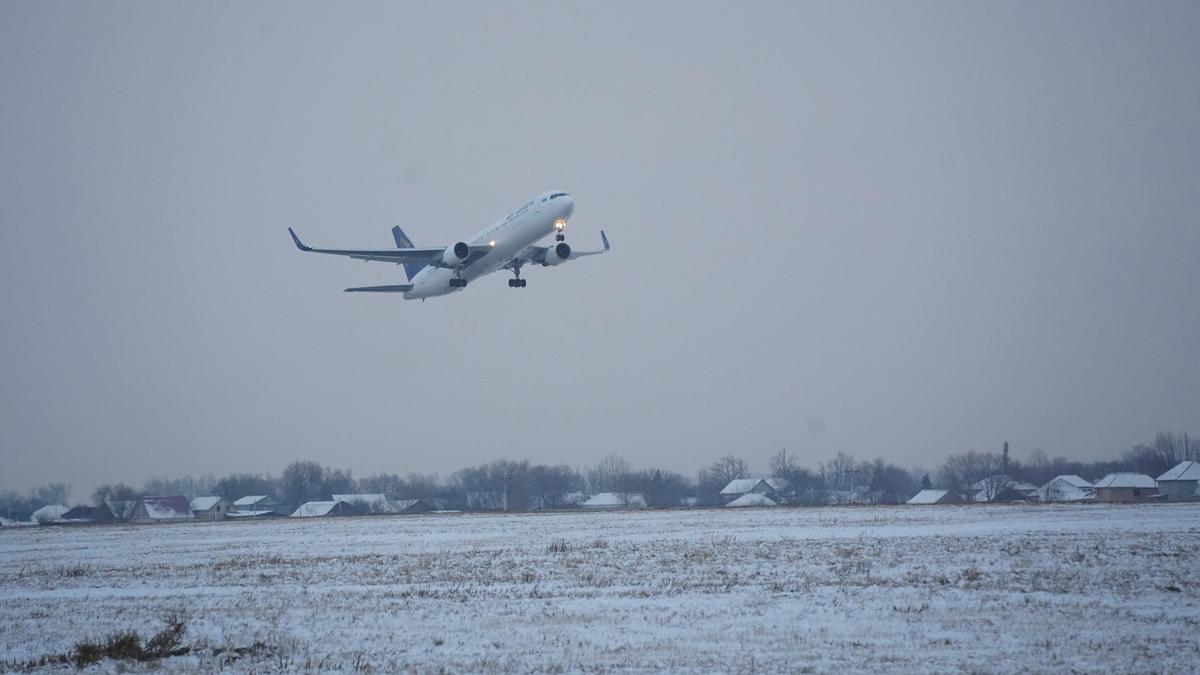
left=1156, top=461, right=1200, bottom=501
left=1037, top=476, right=1094, bottom=502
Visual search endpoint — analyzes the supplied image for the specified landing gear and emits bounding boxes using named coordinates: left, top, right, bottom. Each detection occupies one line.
left=555, top=233, right=565, bottom=242
left=508, top=263, right=527, bottom=288
left=449, top=278, right=467, bottom=288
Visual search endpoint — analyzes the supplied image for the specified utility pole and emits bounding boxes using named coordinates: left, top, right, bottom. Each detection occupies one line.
left=502, top=476, right=512, bottom=513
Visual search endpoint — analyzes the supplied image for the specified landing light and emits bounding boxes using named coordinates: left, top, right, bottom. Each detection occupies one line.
left=554, top=219, right=566, bottom=230
left=489, top=240, right=496, bottom=247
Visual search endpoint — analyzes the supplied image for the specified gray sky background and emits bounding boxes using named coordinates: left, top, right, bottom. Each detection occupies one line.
left=2, top=2, right=1198, bottom=497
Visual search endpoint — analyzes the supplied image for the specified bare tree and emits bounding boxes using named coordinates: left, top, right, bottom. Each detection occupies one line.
left=587, top=455, right=634, bottom=494
left=818, top=452, right=859, bottom=492
left=769, top=449, right=822, bottom=504
left=939, top=451, right=1001, bottom=500
left=708, top=455, right=750, bottom=486
left=92, top=483, right=138, bottom=506
left=280, top=460, right=326, bottom=506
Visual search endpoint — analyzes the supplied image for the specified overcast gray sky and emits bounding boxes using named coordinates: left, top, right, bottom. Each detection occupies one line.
left=2, top=1, right=1197, bottom=497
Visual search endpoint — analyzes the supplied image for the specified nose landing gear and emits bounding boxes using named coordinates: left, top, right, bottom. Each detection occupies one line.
left=555, top=219, right=567, bottom=242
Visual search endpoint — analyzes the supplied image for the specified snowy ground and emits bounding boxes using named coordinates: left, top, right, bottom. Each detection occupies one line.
left=1, top=504, right=1198, bottom=672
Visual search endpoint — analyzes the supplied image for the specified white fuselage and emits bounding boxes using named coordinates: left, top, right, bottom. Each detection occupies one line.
left=404, top=191, right=575, bottom=299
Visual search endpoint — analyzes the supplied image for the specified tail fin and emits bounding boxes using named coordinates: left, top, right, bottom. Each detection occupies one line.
left=391, top=226, right=425, bottom=281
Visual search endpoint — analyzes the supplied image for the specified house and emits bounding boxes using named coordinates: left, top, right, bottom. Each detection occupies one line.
left=128, top=496, right=193, bottom=523
left=719, top=478, right=790, bottom=504
left=332, top=494, right=391, bottom=514
left=581, top=492, right=647, bottom=509
left=31, top=504, right=69, bottom=524
left=190, top=496, right=233, bottom=521
left=1037, top=476, right=1094, bottom=502
left=225, top=509, right=282, bottom=520
left=391, top=499, right=433, bottom=514
left=1155, top=461, right=1200, bottom=501
left=292, top=500, right=356, bottom=518
left=232, top=495, right=290, bottom=516
left=60, top=505, right=116, bottom=523
left=725, top=493, right=778, bottom=508
left=906, top=489, right=961, bottom=505
left=1092, top=473, right=1158, bottom=503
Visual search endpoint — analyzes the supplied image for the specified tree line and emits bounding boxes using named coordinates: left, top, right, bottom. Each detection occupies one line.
left=2, top=431, right=1196, bottom=521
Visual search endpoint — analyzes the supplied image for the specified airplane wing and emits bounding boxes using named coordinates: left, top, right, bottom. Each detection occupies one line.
left=343, top=284, right=414, bottom=293
left=288, top=228, right=491, bottom=266
left=511, top=230, right=611, bottom=267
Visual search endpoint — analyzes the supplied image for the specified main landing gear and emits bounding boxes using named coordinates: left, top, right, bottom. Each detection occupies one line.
left=508, top=263, right=527, bottom=288
left=449, top=277, right=467, bottom=288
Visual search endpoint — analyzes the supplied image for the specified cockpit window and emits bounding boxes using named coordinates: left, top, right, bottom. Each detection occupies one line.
left=550, top=193, right=569, bottom=200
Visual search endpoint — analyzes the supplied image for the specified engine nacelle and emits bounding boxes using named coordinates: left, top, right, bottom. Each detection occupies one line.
left=542, top=242, right=571, bottom=266
left=441, top=241, right=470, bottom=267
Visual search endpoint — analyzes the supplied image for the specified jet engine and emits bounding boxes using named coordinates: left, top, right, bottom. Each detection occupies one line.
left=542, top=242, right=571, bottom=266
left=440, top=242, right=470, bottom=267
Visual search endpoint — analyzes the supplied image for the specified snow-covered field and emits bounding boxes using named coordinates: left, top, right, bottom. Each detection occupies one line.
left=1, top=504, right=1197, bottom=672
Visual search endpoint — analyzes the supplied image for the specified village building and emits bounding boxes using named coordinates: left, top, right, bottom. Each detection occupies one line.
left=391, top=499, right=433, bottom=514
left=332, top=494, right=392, bottom=514
left=292, top=500, right=356, bottom=517
left=906, top=489, right=961, bottom=505
left=581, top=492, right=647, bottom=509
left=128, top=496, right=194, bottom=523
left=725, top=493, right=778, bottom=507
left=31, top=504, right=69, bottom=524
left=1092, top=473, right=1158, bottom=503
left=1155, top=461, right=1200, bottom=501
left=59, top=505, right=116, bottom=523
left=190, top=496, right=233, bottom=521
left=232, top=495, right=290, bottom=516
left=719, top=478, right=790, bottom=504
left=1037, top=475, right=1094, bottom=502
left=226, top=509, right=282, bottom=520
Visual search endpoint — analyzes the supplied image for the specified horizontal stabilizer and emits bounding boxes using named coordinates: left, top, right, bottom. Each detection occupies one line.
left=343, top=284, right=413, bottom=293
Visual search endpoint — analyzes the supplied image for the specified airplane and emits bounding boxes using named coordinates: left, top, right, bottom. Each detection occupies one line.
left=287, top=190, right=608, bottom=300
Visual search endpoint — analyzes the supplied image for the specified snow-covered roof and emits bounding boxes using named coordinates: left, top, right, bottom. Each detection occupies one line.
left=31, top=504, right=69, bottom=524
left=392, top=499, right=427, bottom=512
left=764, top=478, right=790, bottom=491
left=725, top=493, right=778, bottom=507
left=907, top=489, right=953, bottom=505
left=139, top=496, right=193, bottom=520
left=1045, top=475, right=1093, bottom=488
left=1011, top=481, right=1038, bottom=492
left=292, top=501, right=350, bottom=517
left=1157, top=461, right=1200, bottom=482
left=1093, top=473, right=1157, bottom=489
left=233, top=495, right=272, bottom=506
left=332, top=494, right=388, bottom=511
left=581, top=492, right=646, bottom=508
left=190, top=496, right=224, bottom=512
left=719, top=479, right=764, bottom=495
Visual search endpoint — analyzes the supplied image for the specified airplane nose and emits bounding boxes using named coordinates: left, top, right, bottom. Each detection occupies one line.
left=561, top=197, right=575, bottom=219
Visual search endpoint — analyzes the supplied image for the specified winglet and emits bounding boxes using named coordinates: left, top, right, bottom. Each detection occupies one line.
left=288, top=228, right=313, bottom=252
left=601, top=230, right=610, bottom=251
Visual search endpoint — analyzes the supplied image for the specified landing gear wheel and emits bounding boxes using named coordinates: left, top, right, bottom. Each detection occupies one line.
left=555, top=234, right=565, bottom=242
left=450, top=278, right=467, bottom=288
left=518, top=279, right=527, bottom=287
